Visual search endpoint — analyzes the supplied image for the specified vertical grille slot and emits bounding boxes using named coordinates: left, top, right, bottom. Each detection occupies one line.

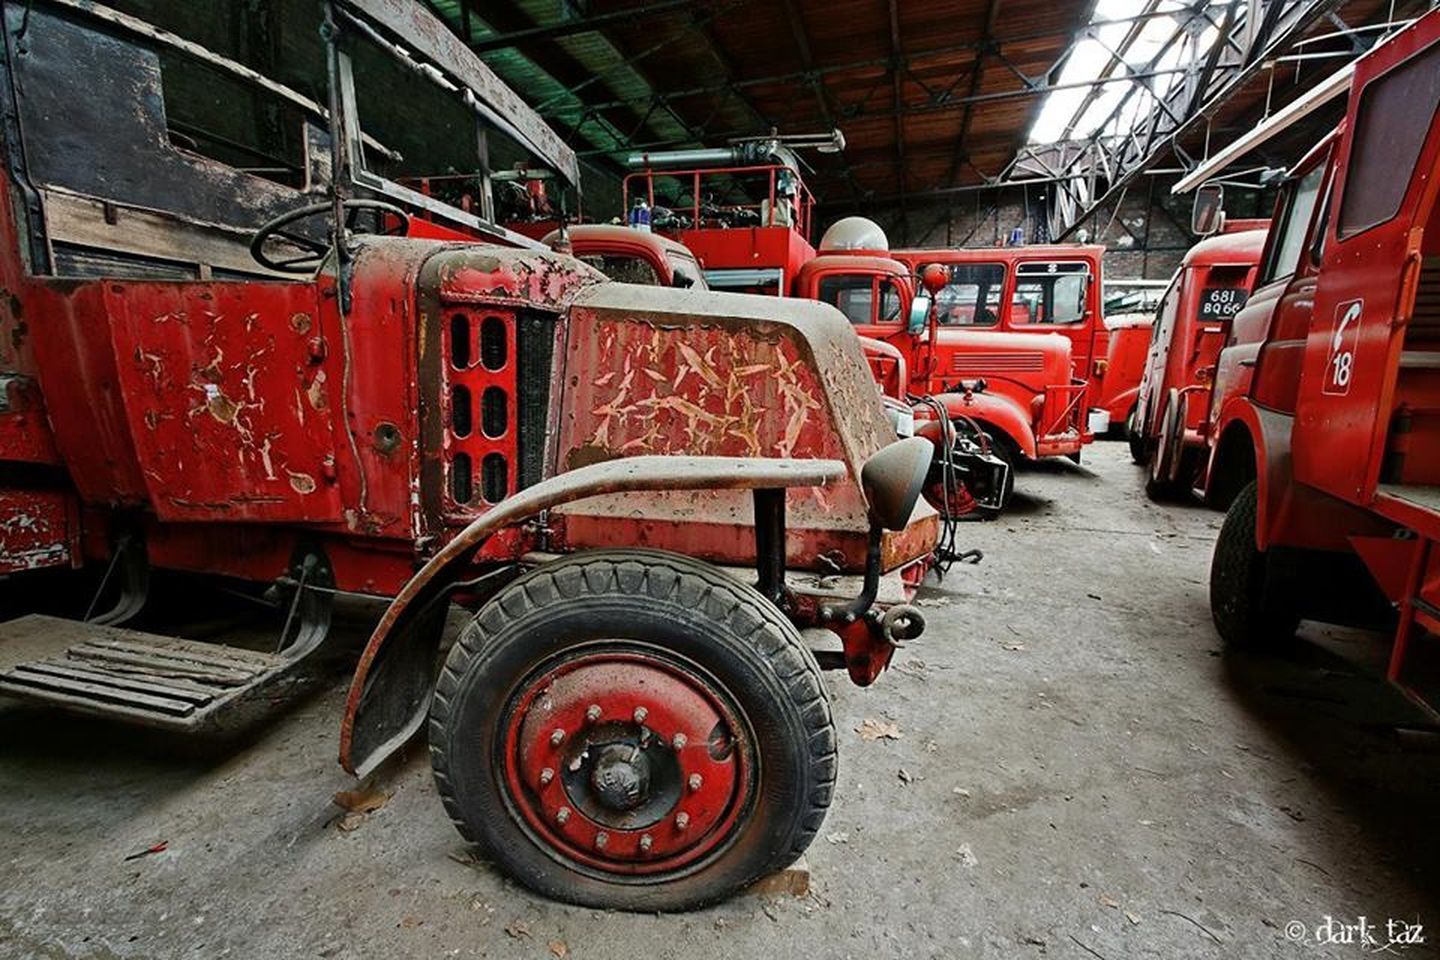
left=481, top=386, right=507, bottom=438
left=451, top=453, right=473, bottom=505
left=449, top=313, right=471, bottom=369
left=450, top=385, right=472, bottom=437
left=480, top=315, right=507, bottom=370
left=481, top=453, right=508, bottom=503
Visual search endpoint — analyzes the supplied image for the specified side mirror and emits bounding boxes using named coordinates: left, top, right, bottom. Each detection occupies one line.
left=1192, top=183, right=1225, bottom=236
left=861, top=436, right=933, bottom=531
left=671, top=273, right=695, bottom=289
left=907, top=295, right=931, bottom=336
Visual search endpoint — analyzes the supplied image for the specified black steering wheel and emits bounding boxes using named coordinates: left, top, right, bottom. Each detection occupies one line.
left=249, top=199, right=411, bottom=274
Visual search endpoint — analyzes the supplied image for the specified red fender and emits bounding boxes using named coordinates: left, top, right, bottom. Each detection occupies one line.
left=1208, top=397, right=1289, bottom=549
left=339, top=454, right=848, bottom=779
left=923, top=390, right=1038, bottom=461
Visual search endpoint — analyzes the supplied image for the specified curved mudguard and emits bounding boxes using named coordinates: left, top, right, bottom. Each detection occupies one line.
left=339, top=454, right=848, bottom=779
left=929, top=391, right=1038, bottom=461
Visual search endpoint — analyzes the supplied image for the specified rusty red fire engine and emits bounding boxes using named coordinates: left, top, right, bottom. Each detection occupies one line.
left=0, top=0, right=944, bottom=910
left=1201, top=9, right=1440, bottom=714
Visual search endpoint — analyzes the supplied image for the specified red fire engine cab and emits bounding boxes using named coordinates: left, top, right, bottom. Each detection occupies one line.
left=1132, top=221, right=1269, bottom=499
left=1204, top=8, right=1440, bottom=713
left=0, top=0, right=944, bottom=910
left=893, top=245, right=1107, bottom=441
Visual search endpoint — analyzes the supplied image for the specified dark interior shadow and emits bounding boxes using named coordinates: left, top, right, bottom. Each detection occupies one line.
left=1221, top=623, right=1440, bottom=903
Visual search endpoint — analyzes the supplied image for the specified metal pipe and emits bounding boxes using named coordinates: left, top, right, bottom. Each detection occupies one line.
left=625, top=147, right=750, bottom=169
left=752, top=489, right=786, bottom=606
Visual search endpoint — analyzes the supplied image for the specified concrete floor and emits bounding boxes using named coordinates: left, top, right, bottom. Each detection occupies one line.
left=2, top=441, right=1438, bottom=959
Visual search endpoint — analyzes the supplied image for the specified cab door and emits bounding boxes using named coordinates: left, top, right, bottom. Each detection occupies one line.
left=1006, top=259, right=1102, bottom=383
left=813, top=270, right=915, bottom=380
left=1293, top=21, right=1440, bottom=505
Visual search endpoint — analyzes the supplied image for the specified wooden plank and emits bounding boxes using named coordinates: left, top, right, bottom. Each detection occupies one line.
left=23, top=660, right=220, bottom=703
left=1, top=668, right=197, bottom=715
left=74, top=636, right=279, bottom=669
left=67, top=647, right=258, bottom=686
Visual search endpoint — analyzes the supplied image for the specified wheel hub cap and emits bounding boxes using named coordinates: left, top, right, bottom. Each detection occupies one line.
left=502, top=651, right=750, bottom=876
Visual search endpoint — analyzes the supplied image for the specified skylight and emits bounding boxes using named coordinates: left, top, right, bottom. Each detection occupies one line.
left=1029, top=0, right=1227, bottom=144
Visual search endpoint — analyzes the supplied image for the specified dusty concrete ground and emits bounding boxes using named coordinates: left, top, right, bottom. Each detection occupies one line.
left=2, top=441, right=1438, bottom=960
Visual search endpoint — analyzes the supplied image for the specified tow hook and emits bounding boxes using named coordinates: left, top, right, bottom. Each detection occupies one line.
left=879, top=604, right=925, bottom=646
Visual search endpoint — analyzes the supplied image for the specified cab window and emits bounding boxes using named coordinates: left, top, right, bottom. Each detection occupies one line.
left=666, top=253, right=707, bottom=290
left=933, top=262, right=1003, bottom=326
left=818, top=274, right=902, bottom=325
left=579, top=253, right=660, bottom=285
left=1338, top=40, right=1440, bottom=238
left=1260, top=165, right=1324, bottom=285
left=1011, top=262, right=1090, bottom=325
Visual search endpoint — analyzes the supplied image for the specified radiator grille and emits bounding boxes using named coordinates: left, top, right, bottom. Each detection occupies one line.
left=952, top=351, right=1045, bottom=375
left=515, top=312, right=554, bottom=490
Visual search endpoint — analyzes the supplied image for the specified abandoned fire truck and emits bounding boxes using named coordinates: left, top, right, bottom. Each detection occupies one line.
left=1131, top=221, right=1268, bottom=499
left=1204, top=9, right=1440, bottom=713
left=0, top=0, right=945, bottom=910
left=892, top=244, right=1109, bottom=443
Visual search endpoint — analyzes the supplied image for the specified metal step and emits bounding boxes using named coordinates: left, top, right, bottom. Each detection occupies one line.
left=0, top=614, right=294, bottom=730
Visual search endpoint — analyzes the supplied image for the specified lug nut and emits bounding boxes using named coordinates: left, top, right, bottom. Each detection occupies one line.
left=556, top=806, right=571, bottom=825
left=639, top=834, right=653, bottom=852
left=688, top=773, right=703, bottom=792
left=539, top=767, right=554, bottom=786
left=633, top=706, right=648, bottom=724
left=672, top=733, right=687, bottom=750
left=595, top=831, right=609, bottom=849
left=585, top=704, right=602, bottom=723
left=674, top=812, right=690, bottom=832
left=550, top=729, right=565, bottom=747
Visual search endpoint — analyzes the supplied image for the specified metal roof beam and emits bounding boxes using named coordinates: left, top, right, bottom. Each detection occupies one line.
left=465, top=0, right=700, bottom=52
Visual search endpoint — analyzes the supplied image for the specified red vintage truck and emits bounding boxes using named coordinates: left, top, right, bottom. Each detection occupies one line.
left=1132, top=221, right=1269, bottom=498
left=1203, top=8, right=1440, bottom=712
left=0, top=0, right=944, bottom=910
left=893, top=244, right=1107, bottom=442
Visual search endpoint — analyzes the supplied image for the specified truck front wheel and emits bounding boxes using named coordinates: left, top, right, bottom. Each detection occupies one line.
left=428, top=549, right=836, bottom=911
left=1209, top=481, right=1299, bottom=648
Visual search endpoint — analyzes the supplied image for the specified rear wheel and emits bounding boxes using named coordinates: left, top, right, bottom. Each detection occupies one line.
left=1209, top=481, right=1299, bottom=648
left=429, top=549, right=835, bottom=911
left=1126, top=407, right=1150, bottom=465
left=1145, top=390, right=1190, bottom=501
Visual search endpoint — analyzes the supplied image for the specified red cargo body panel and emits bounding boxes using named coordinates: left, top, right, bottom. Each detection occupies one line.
left=0, top=489, right=78, bottom=573
left=96, top=281, right=343, bottom=523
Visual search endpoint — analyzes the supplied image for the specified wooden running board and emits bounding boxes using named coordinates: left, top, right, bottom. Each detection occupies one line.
left=0, top=614, right=295, bottom=730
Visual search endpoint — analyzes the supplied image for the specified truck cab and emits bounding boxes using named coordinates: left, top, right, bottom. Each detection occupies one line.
left=894, top=245, right=1108, bottom=437
left=1134, top=221, right=1268, bottom=499
left=1205, top=8, right=1440, bottom=712
left=542, top=224, right=707, bottom=289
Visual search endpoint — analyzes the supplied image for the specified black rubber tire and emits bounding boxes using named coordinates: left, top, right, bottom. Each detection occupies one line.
left=982, top=429, right=1017, bottom=510
left=1209, top=481, right=1299, bottom=648
left=428, top=549, right=836, bottom=912
left=1127, top=408, right=1150, bottom=466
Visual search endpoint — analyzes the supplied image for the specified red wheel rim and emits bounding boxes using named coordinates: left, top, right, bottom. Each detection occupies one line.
left=499, top=649, right=753, bottom=877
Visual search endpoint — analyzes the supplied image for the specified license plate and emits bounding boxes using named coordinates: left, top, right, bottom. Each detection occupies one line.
left=1198, top=287, right=1248, bottom=319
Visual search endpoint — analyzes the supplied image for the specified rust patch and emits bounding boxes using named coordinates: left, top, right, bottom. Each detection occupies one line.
left=290, top=312, right=313, bottom=335
left=207, top=390, right=238, bottom=424
left=287, top=471, right=317, bottom=494
left=306, top=370, right=329, bottom=411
